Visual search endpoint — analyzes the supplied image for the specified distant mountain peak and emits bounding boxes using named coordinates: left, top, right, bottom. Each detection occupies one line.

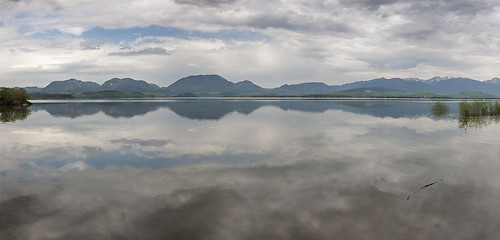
left=487, top=77, right=500, bottom=84
left=236, top=80, right=254, bottom=84
left=176, top=74, right=231, bottom=83
left=108, top=77, right=141, bottom=81
left=427, top=76, right=456, bottom=81
left=164, top=75, right=241, bottom=96
left=271, top=82, right=332, bottom=95
left=403, top=77, right=424, bottom=82
left=185, top=74, right=225, bottom=79
left=101, top=77, right=160, bottom=92
left=306, top=82, right=329, bottom=86
left=42, top=78, right=101, bottom=93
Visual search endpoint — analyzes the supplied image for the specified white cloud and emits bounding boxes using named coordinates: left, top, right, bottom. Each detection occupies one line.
left=108, top=47, right=170, bottom=56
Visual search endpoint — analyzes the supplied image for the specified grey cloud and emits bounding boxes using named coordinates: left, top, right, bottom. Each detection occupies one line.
left=339, top=0, right=399, bottom=11
left=363, top=56, right=424, bottom=70
left=242, top=12, right=353, bottom=35
left=406, top=0, right=495, bottom=17
left=110, top=138, right=171, bottom=147
left=357, top=49, right=473, bottom=70
left=330, top=0, right=500, bottom=50
left=18, top=47, right=36, bottom=53
left=80, top=39, right=103, bottom=50
left=174, top=0, right=237, bottom=7
left=0, top=0, right=25, bottom=9
left=338, top=0, right=495, bottom=15
left=46, top=0, right=64, bottom=10
left=108, top=47, right=170, bottom=56
left=214, top=0, right=499, bottom=49
left=3, top=0, right=62, bottom=10
left=392, top=27, right=438, bottom=42
left=245, top=14, right=298, bottom=31
left=176, top=1, right=355, bottom=34
left=4, top=0, right=29, bottom=3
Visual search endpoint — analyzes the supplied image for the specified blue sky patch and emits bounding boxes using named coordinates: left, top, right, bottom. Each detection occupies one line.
left=14, top=11, right=31, bottom=19
left=17, top=25, right=34, bottom=34
left=81, top=25, right=269, bottom=44
left=19, top=24, right=269, bottom=44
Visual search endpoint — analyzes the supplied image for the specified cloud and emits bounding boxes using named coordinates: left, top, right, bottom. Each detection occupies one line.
left=355, top=48, right=475, bottom=70
left=80, top=39, right=103, bottom=50
left=108, top=47, right=170, bottom=56
left=1, top=0, right=500, bottom=86
left=339, top=0, right=400, bottom=11
left=174, top=0, right=237, bottom=7
left=341, top=0, right=499, bottom=46
left=406, top=0, right=495, bottom=16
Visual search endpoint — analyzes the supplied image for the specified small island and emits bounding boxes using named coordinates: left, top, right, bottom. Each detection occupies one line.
left=0, top=87, right=31, bottom=107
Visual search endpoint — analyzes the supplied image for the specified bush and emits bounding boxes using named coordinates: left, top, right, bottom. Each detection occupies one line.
left=0, top=88, right=31, bottom=106
left=431, top=101, right=449, bottom=118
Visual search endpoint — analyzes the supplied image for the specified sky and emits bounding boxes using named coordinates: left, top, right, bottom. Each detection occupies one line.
left=1, top=0, right=500, bottom=88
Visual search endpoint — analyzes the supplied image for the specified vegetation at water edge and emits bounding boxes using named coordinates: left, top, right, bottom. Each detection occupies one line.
left=457, top=99, right=500, bottom=130
left=0, top=88, right=31, bottom=107
left=459, top=99, right=500, bottom=117
left=431, top=101, right=449, bottom=118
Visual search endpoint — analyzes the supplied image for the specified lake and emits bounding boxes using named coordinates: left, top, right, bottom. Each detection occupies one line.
left=1, top=99, right=500, bottom=239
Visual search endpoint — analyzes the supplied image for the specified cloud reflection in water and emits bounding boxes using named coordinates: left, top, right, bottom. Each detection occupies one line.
left=1, top=100, right=500, bottom=239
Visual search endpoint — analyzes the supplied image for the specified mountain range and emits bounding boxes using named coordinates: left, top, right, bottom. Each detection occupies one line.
left=21, top=75, right=500, bottom=97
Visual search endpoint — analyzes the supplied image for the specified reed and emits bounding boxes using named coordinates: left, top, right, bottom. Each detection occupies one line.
left=459, top=99, right=500, bottom=117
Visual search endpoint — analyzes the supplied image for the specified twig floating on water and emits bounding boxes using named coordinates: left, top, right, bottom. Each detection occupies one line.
left=407, top=179, right=444, bottom=200
left=420, top=179, right=443, bottom=189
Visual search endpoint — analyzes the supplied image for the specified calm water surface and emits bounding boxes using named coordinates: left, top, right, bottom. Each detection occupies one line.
left=1, top=99, right=500, bottom=239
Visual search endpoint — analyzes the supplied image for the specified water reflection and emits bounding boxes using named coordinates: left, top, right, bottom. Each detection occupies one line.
left=30, top=99, right=440, bottom=120
left=458, top=115, right=500, bottom=130
left=0, top=107, right=30, bottom=123
left=30, top=102, right=160, bottom=118
left=1, top=100, right=500, bottom=239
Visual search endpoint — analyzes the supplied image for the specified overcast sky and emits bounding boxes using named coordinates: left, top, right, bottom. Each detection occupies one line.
left=1, top=0, right=500, bottom=87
